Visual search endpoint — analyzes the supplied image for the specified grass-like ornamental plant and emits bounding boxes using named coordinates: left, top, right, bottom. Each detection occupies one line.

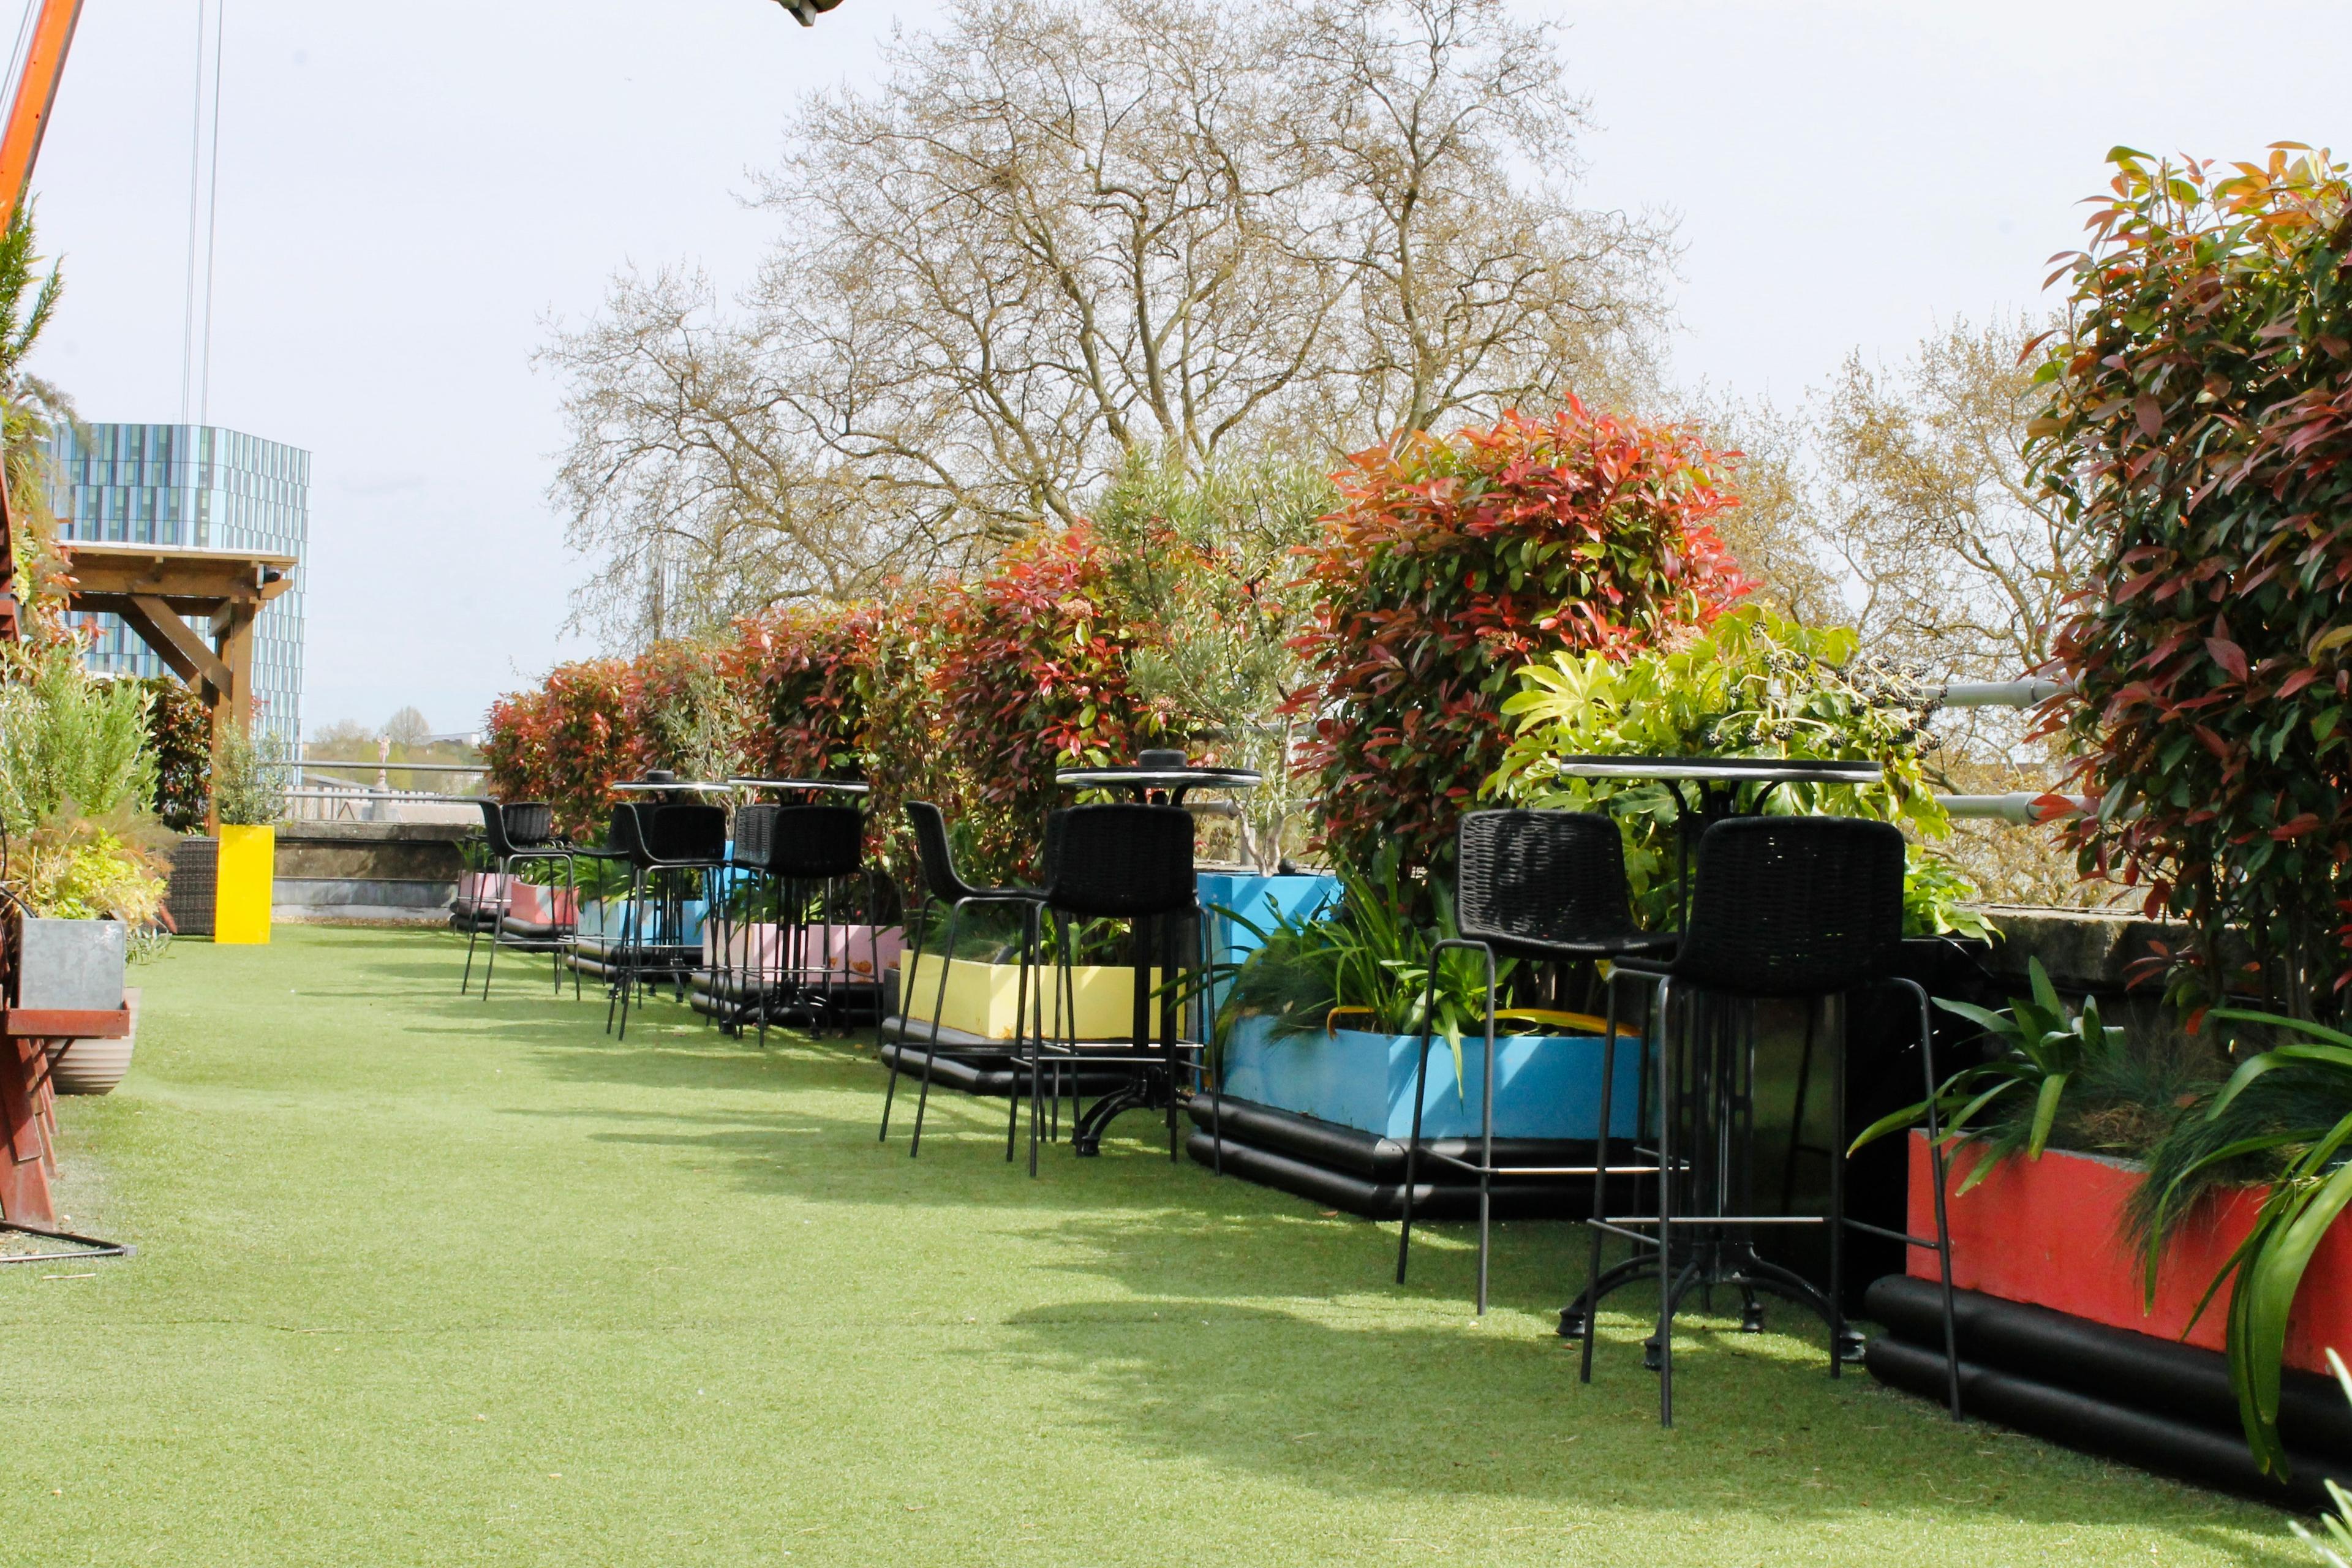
left=2138, top=1009, right=2352, bottom=1476
left=1490, top=603, right=1986, bottom=937
left=1849, top=958, right=2158, bottom=1185
left=1213, top=871, right=1506, bottom=1091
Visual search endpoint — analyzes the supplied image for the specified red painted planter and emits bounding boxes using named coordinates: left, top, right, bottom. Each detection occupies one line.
left=1905, top=1132, right=2352, bottom=1375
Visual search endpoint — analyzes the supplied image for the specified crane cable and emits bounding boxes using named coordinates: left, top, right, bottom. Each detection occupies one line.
left=181, top=0, right=226, bottom=427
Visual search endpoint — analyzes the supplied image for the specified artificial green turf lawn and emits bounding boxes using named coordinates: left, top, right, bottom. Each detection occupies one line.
left=3, top=925, right=2305, bottom=1566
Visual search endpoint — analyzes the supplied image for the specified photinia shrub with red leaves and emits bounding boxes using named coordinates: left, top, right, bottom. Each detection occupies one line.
left=1292, top=399, right=1751, bottom=890
left=935, top=521, right=1169, bottom=880
left=2029, top=146, right=2352, bottom=1021
left=481, top=658, right=636, bottom=839
left=727, top=605, right=869, bottom=782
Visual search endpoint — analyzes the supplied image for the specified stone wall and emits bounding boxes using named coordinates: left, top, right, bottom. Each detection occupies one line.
left=272, top=820, right=472, bottom=924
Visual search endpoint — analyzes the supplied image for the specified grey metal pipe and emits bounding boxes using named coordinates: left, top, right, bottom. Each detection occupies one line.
left=1939, top=679, right=2066, bottom=709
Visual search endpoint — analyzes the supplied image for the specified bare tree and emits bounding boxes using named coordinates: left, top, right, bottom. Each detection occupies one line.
left=1812, top=314, right=2085, bottom=685
left=543, top=0, right=1673, bottom=648
left=1287, top=0, right=1672, bottom=434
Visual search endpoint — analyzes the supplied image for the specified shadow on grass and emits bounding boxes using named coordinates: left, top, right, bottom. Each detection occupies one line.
left=979, top=1293, right=2301, bottom=1557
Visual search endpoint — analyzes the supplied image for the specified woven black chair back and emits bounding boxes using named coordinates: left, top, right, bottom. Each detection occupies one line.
left=1455, top=809, right=1638, bottom=953
left=643, top=803, right=728, bottom=865
left=731, top=804, right=778, bottom=871
left=479, top=799, right=557, bottom=858
left=1044, top=804, right=1195, bottom=919
left=606, top=804, right=648, bottom=867
left=766, top=805, right=865, bottom=880
left=905, top=801, right=978, bottom=905
left=1672, top=816, right=1905, bottom=997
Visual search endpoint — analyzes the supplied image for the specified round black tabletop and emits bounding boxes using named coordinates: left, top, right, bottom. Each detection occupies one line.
left=1054, top=766, right=1264, bottom=793
left=1551, top=754, right=1883, bottom=786
left=726, top=777, right=872, bottom=796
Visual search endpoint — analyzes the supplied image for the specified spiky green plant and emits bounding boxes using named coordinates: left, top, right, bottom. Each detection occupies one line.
left=2137, top=1010, right=2352, bottom=1477
left=1849, top=958, right=2192, bottom=1188
left=1212, top=865, right=1509, bottom=1091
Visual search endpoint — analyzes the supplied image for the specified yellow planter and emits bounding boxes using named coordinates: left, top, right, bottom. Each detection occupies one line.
left=900, top=952, right=1167, bottom=1041
left=214, top=824, right=275, bottom=945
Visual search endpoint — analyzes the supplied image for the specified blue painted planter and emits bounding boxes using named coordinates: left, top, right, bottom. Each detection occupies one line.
left=577, top=898, right=708, bottom=944
left=1197, top=873, right=1338, bottom=1016
left=1218, top=1012, right=1640, bottom=1142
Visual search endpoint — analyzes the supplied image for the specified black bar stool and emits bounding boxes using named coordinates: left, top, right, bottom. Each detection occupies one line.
left=1026, top=803, right=1199, bottom=1175
left=705, top=802, right=775, bottom=1037
left=761, top=804, right=880, bottom=1039
left=461, top=799, right=580, bottom=1000
left=1577, top=815, right=1962, bottom=1425
left=606, top=802, right=728, bottom=1041
left=1393, top=809, right=1678, bottom=1311
left=879, top=801, right=1046, bottom=1157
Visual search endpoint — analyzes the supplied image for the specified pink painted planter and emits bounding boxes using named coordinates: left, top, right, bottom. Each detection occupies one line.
left=1905, top=1132, right=2352, bottom=1375
left=503, top=882, right=578, bottom=927
left=704, top=924, right=904, bottom=981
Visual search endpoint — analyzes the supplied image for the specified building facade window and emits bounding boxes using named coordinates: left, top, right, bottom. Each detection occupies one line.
left=44, top=423, right=310, bottom=752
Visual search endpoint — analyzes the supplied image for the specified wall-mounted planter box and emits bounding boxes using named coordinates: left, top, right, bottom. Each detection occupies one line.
left=1217, top=1012, right=1640, bottom=1142
left=1905, top=1132, right=2352, bottom=1376
left=899, top=953, right=1165, bottom=1042
left=214, top=824, right=274, bottom=944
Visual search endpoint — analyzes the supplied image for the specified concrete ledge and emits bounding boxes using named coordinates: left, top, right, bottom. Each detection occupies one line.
left=274, top=905, right=451, bottom=927
left=275, top=821, right=472, bottom=883
left=275, top=876, right=456, bottom=910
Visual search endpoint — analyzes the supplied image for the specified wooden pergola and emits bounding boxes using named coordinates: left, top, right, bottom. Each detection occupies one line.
left=59, top=540, right=296, bottom=755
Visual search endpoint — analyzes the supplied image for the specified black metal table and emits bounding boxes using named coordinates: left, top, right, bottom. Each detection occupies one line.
left=1049, top=765, right=1263, bottom=1155
left=1548, top=754, right=1886, bottom=1359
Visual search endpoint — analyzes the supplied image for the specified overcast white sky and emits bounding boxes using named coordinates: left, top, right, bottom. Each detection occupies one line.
left=17, top=1, right=2350, bottom=737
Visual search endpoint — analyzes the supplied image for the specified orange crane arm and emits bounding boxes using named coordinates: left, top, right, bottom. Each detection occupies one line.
left=0, top=0, right=83, bottom=642
left=0, top=0, right=84, bottom=228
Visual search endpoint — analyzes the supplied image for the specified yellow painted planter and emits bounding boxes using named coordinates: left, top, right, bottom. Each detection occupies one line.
left=214, top=824, right=275, bottom=945
left=900, top=953, right=1166, bottom=1041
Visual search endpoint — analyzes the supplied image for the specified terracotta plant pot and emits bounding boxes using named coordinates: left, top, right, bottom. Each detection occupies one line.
left=50, top=987, right=138, bottom=1096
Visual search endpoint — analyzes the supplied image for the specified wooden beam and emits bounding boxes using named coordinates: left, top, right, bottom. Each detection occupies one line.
left=115, top=595, right=232, bottom=691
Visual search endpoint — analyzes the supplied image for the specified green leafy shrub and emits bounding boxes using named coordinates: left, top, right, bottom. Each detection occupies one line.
left=1489, top=603, right=1985, bottom=936
left=1291, top=403, right=1752, bottom=896
left=1097, top=453, right=1335, bottom=871
left=0, top=641, right=157, bottom=834
left=2027, top=147, right=2352, bottom=1022
left=14, top=804, right=168, bottom=924
left=139, top=676, right=211, bottom=832
left=211, top=724, right=288, bottom=826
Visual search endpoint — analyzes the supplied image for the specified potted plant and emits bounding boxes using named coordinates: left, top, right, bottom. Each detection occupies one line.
left=0, top=646, right=172, bottom=1102
left=1855, top=963, right=2352, bottom=1476
left=209, top=722, right=286, bottom=945
left=1210, top=871, right=1638, bottom=1142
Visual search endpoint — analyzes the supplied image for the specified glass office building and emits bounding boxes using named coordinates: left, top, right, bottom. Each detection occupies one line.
left=46, top=423, right=309, bottom=751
